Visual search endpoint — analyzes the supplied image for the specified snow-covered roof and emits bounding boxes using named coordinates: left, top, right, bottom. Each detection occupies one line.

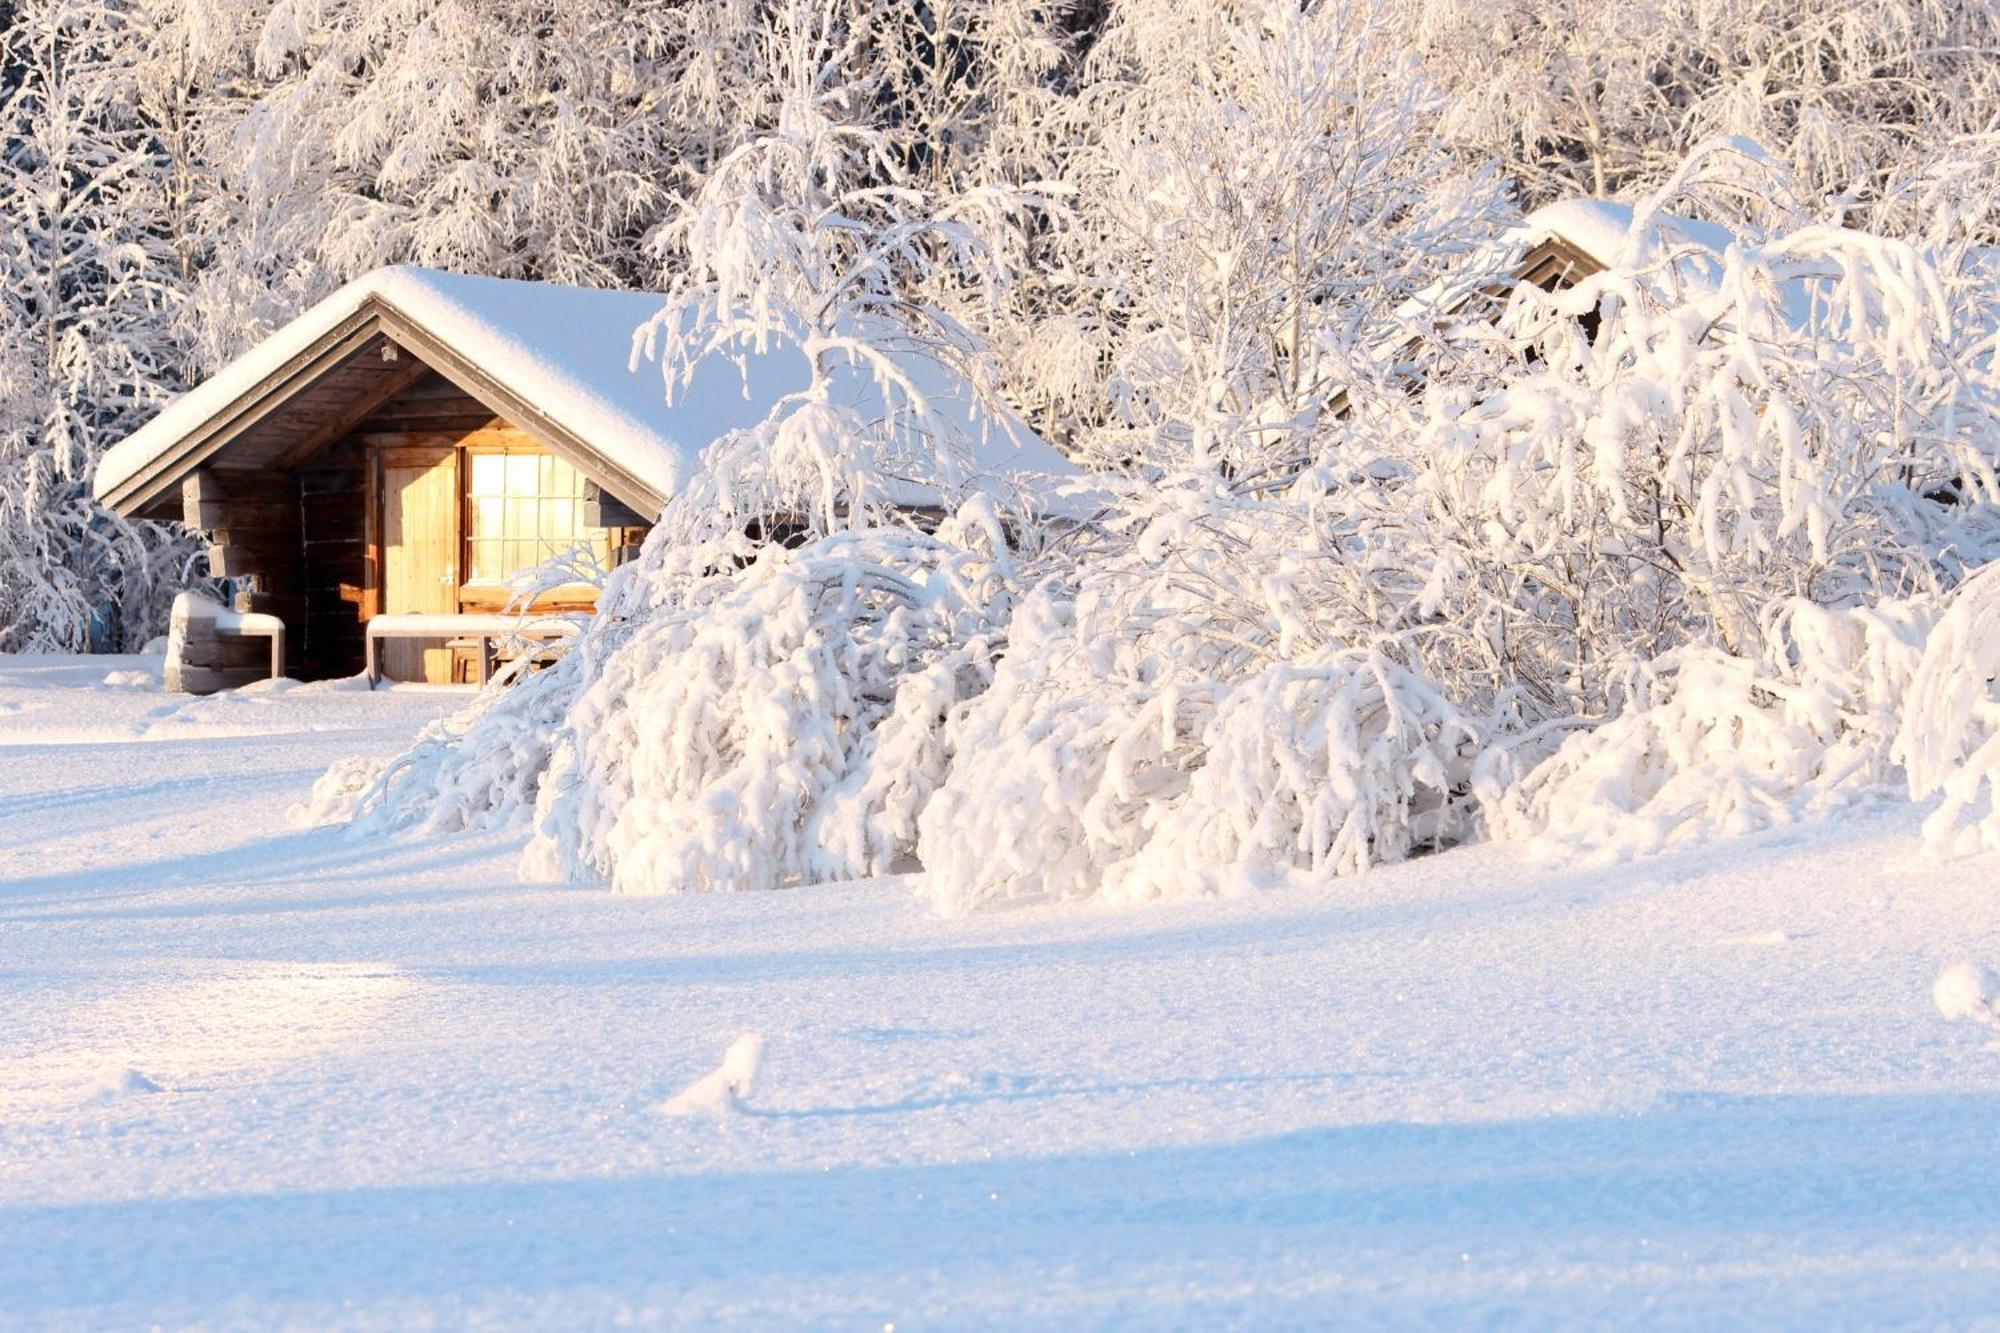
left=95, top=266, right=1078, bottom=516
left=1375, top=199, right=1732, bottom=346
left=1521, top=198, right=1819, bottom=330
left=1525, top=198, right=1738, bottom=272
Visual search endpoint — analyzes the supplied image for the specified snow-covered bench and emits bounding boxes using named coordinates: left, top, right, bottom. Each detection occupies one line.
left=364, top=613, right=582, bottom=687
left=165, top=592, right=287, bottom=694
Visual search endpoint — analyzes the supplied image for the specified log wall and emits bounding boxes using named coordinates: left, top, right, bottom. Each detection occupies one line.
left=182, top=468, right=304, bottom=674
left=174, top=369, right=654, bottom=689
left=299, top=438, right=369, bottom=677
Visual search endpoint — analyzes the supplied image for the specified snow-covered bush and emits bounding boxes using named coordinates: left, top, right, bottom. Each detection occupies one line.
left=1897, top=565, right=2000, bottom=857
left=1141, top=651, right=1480, bottom=890
left=1485, top=599, right=1933, bottom=862
left=524, top=521, right=1011, bottom=892
left=341, top=133, right=2000, bottom=904
left=917, top=622, right=1481, bottom=912
left=915, top=473, right=1489, bottom=912
left=306, top=636, right=585, bottom=834
left=922, top=143, right=2000, bottom=891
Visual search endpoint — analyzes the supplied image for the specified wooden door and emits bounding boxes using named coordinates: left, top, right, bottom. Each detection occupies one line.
left=379, top=446, right=459, bottom=682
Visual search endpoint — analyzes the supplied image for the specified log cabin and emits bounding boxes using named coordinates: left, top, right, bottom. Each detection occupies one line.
left=1323, top=197, right=1771, bottom=427
left=94, top=267, right=1077, bottom=693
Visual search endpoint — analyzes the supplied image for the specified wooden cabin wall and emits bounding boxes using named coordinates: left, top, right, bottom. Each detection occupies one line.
left=353, top=371, right=652, bottom=605
left=298, top=439, right=368, bottom=677
left=182, top=467, right=306, bottom=676
left=359, top=372, right=528, bottom=640
left=184, top=369, right=656, bottom=685
left=362, top=371, right=501, bottom=437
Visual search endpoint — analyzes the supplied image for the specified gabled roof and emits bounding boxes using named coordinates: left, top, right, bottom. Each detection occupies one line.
left=1520, top=198, right=1822, bottom=330
left=1326, top=200, right=1754, bottom=424
left=95, top=266, right=1078, bottom=519
left=1524, top=198, right=1740, bottom=274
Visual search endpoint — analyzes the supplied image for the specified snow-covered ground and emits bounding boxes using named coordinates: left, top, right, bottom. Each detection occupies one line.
left=4, top=655, right=1999, bottom=1330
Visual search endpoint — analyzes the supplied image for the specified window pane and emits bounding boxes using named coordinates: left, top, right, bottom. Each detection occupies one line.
left=471, top=496, right=504, bottom=540
left=468, top=539, right=502, bottom=582
left=469, top=453, right=506, bottom=497
left=461, top=450, right=619, bottom=582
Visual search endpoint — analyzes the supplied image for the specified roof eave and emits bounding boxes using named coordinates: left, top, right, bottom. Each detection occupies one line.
left=100, top=304, right=385, bottom=518
left=102, top=292, right=669, bottom=524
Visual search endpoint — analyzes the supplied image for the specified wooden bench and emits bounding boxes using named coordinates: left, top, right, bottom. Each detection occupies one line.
left=364, top=613, right=582, bottom=687
left=165, top=592, right=287, bottom=694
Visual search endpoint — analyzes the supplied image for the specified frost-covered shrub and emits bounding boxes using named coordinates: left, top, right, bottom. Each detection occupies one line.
left=522, top=522, right=1012, bottom=893
left=1487, top=598, right=1933, bottom=862
left=918, top=640, right=1480, bottom=914
left=1898, top=565, right=2000, bottom=857
left=913, top=583, right=1198, bottom=912
left=310, top=643, right=586, bottom=834
left=915, top=484, right=1487, bottom=913
left=1134, top=652, right=1481, bottom=893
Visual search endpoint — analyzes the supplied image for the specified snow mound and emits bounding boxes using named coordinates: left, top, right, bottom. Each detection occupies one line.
left=87, top=1068, right=163, bottom=1105
left=292, top=755, right=397, bottom=828
left=1492, top=601, right=1931, bottom=865
left=658, top=1034, right=765, bottom=1118
left=1933, top=962, right=2000, bottom=1029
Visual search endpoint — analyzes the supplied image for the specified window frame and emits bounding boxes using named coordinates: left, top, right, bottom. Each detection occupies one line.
left=457, top=442, right=612, bottom=610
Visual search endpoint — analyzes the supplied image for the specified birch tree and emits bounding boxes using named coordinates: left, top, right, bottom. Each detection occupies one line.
left=0, top=0, right=193, bottom=650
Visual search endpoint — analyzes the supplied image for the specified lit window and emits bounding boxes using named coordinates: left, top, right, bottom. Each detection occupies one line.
left=465, top=452, right=612, bottom=583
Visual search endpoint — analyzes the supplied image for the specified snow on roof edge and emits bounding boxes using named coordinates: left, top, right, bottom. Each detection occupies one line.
left=1521, top=197, right=1743, bottom=273
left=95, top=272, right=379, bottom=504
left=95, top=266, right=1081, bottom=514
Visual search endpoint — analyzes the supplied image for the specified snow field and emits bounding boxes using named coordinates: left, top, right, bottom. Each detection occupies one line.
left=4, top=656, right=2000, bottom=1327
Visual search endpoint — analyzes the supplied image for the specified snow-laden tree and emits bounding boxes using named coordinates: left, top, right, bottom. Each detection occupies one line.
left=182, top=0, right=755, bottom=367
left=974, top=0, right=1517, bottom=472
left=320, top=0, right=1062, bottom=896
left=1414, top=144, right=2000, bottom=859
left=1398, top=0, right=2000, bottom=222
left=0, top=0, right=195, bottom=650
left=904, top=0, right=1514, bottom=908
left=509, top=0, right=1067, bottom=892
left=1435, top=145, right=1998, bottom=695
